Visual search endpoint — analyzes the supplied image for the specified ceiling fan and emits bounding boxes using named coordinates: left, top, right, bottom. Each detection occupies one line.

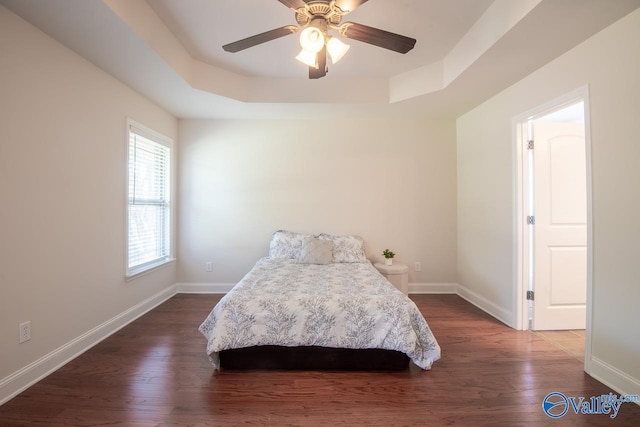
left=222, top=0, right=417, bottom=79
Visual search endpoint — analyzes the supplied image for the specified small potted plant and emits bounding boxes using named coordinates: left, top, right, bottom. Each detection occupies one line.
left=382, top=249, right=395, bottom=266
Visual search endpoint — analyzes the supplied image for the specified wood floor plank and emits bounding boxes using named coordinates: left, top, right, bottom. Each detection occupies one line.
left=1, top=294, right=638, bottom=426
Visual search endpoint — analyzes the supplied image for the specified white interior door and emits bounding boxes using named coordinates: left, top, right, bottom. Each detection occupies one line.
left=532, top=120, right=587, bottom=330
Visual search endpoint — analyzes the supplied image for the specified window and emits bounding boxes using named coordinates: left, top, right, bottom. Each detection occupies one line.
left=126, top=120, right=173, bottom=278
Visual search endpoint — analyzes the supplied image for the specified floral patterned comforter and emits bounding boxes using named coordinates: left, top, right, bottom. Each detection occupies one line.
left=198, top=258, right=441, bottom=370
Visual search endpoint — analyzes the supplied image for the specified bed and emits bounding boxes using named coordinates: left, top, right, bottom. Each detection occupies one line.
left=198, top=231, right=441, bottom=371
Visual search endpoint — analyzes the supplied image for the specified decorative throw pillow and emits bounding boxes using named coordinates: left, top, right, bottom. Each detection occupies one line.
left=268, top=230, right=308, bottom=259
left=317, top=233, right=367, bottom=263
left=298, top=236, right=334, bottom=265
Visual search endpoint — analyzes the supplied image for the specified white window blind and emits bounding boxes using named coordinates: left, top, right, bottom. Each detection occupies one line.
left=127, top=122, right=172, bottom=277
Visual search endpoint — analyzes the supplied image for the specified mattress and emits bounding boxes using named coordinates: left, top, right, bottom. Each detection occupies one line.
left=198, top=257, right=441, bottom=371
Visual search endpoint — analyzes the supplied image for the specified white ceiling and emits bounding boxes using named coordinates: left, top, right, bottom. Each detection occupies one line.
left=146, top=0, right=493, bottom=78
left=2, top=0, right=639, bottom=120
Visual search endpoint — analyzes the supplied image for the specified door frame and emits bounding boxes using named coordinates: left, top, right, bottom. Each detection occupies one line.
left=512, top=85, right=593, bottom=372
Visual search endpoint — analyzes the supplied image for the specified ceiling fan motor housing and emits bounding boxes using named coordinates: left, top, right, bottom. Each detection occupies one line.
left=296, top=1, right=343, bottom=27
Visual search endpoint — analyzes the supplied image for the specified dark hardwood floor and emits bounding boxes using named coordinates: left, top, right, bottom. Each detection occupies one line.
left=1, top=294, right=638, bottom=426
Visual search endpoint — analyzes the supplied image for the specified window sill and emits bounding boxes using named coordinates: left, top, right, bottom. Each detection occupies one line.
left=126, top=258, right=176, bottom=282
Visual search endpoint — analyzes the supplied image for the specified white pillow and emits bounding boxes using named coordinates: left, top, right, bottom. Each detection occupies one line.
left=317, top=233, right=367, bottom=263
left=298, top=236, right=334, bottom=264
left=268, top=230, right=309, bottom=259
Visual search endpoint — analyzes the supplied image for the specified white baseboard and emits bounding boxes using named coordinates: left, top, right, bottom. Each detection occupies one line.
left=0, top=280, right=514, bottom=407
left=411, top=282, right=513, bottom=327
left=6, top=280, right=638, bottom=411
left=589, top=357, right=640, bottom=404
left=177, top=282, right=235, bottom=294
left=456, top=283, right=513, bottom=327
left=0, top=285, right=178, bottom=406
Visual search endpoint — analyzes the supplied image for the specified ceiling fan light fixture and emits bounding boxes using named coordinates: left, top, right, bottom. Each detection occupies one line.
left=327, top=37, right=350, bottom=64
left=299, top=27, right=325, bottom=53
left=295, top=48, right=318, bottom=68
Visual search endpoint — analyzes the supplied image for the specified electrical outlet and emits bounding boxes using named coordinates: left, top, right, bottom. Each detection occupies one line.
left=205, top=262, right=213, bottom=272
left=415, top=262, right=421, bottom=272
left=19, top=321, right=31, bottom=343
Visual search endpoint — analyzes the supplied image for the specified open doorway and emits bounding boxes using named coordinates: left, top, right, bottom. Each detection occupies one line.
left=514, top=86, right=593, bottom=368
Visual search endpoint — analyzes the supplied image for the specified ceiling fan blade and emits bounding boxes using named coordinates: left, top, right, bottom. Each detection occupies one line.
left=340, top=22, right=416, bottom=54
left=333, top=0, right=369, bottom=13
left=277, top=0, right=307, bottom=10
left=309, top=46, right=327, bottom=79
left=223, top=26, right=297, bottom=53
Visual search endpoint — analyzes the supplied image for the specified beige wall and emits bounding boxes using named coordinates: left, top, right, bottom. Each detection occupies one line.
left=0, top=7, right=177, bottom=381
left=178, top=118, right=457, bottom=285
left=457, top=9, right=640, bottom=387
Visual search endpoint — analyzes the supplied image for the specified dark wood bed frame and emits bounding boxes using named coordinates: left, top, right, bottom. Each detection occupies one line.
left=219, top=346, right=410, bottom=371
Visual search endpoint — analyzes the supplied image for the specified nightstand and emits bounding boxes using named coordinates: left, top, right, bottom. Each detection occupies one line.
left=374, top=262, right=409, bottom=295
